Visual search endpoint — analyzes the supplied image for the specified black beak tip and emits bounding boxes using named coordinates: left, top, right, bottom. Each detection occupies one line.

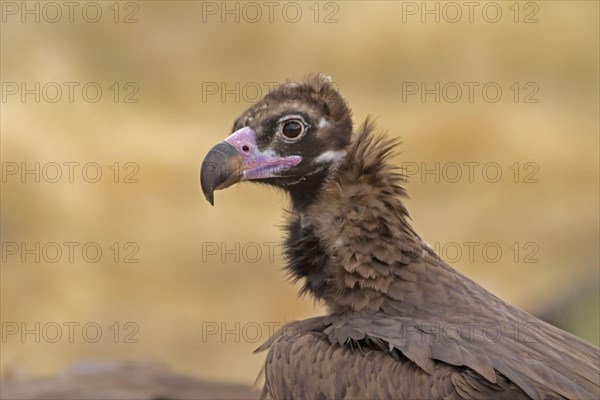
left=200, top=141, right=243, bottom=206
left=205, top=192, right=215, bottom=206
left=200, top=161, right=216, bottom=206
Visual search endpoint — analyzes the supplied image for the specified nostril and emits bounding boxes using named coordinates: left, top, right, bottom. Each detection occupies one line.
left=242, top=145, right=250, bottom=153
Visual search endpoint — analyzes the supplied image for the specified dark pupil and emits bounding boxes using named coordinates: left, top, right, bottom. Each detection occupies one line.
left=282, top=121, right=303, bottom=138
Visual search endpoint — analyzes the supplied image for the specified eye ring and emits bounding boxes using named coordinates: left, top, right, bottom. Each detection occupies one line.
left=279, top=117, right=307, bottom=142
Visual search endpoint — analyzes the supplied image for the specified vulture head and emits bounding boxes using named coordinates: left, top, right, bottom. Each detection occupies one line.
left=201, top=74, right=353, bottom=210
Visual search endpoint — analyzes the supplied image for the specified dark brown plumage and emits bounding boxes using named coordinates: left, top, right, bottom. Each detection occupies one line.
left=200, top=74, right=600, bottom=400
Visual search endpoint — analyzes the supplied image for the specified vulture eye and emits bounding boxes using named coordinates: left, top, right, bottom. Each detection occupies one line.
left=280, top=119, right=306, bottom=141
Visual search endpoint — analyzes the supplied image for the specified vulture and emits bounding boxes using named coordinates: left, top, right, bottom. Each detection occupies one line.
left=200, top=74, right=600, bottom=400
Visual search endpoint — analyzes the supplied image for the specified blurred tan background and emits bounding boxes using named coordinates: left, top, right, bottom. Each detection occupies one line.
left=1, top=0, right=598, bottom=386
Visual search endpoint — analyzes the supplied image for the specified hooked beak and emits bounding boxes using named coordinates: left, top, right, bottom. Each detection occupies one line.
left=200, top=127, right=302, bottom=205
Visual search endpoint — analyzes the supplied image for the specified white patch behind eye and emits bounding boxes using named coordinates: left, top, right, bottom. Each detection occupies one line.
left=314, top=150, right=347, bottom=163
left=318, top=117, right=330, bottom=128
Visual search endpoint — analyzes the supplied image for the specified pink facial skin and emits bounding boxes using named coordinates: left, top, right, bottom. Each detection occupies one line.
left=225, top=127, right=302, bottom=180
